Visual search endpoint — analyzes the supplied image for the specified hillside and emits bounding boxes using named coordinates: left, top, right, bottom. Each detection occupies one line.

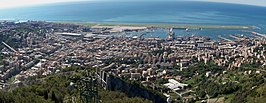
left=0, top=67, right=151, bottom=103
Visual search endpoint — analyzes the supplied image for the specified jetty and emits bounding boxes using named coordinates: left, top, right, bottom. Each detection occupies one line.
left=229, top=35, right=241, bottom=40
left=251, top=32, right=266, bottom=38
left=218, top=35, right=233, bottom=42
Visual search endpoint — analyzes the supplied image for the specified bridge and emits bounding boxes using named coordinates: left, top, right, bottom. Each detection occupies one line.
left=94, top=71, right=109, bottom=90
left=70, top=70, right=110, bottom=103
left=1, top=42, right=17, bottom=53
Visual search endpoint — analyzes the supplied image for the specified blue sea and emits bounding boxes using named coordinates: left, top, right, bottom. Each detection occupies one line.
left=0, top=1, right=266, bottom=39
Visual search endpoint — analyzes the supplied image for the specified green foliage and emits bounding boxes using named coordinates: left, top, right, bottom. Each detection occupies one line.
left=179, top=62, right=225, bottom=78
left=246, top=83, right=266, bottom=103
left=0, top=91, right=15, bottom=103
left=231, top=73, right=266, bottom=103
left=99, top=90, right=151, bottom=103
left=195, top=80, right=239, bottom=99
left=0, top=67, right=152, bottom=103
left=156, top=78, right=168, bottom=85
left=241, top=63, right=261, bottom=70
left=180, top=62, right=245, bottom=101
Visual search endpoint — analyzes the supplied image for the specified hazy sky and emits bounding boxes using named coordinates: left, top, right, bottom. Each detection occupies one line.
left=0, top=0, right=265, bottom=9
left=199, top=0, right=266, bottom=7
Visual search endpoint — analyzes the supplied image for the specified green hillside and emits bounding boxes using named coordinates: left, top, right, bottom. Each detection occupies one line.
left=0, top=67, right=151, bottom=103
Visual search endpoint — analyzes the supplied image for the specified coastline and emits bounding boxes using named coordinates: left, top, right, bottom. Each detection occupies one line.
left=51, top=21, right=254, bottom=29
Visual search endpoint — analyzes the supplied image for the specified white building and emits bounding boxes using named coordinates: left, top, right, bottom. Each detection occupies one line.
left=164, top=79, right=188, bottom=91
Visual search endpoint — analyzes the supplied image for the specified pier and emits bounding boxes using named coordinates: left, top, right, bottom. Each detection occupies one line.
left=229, top=35, right=241, bottom=40
left=218, top=35, right=233, bottom=42
left=251, top=32, right=266, bottom=38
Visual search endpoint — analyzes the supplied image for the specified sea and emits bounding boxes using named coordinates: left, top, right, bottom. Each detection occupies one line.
left=0, top=1, right=266, bottom=40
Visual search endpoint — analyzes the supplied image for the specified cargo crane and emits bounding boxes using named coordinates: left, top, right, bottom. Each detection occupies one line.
left=166, top=28, right=175, bottom=40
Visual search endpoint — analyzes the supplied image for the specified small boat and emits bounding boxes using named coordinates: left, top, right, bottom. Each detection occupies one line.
left=251, top=32, right=257, bottom=35
left=185, top=28, right=189, bottom=32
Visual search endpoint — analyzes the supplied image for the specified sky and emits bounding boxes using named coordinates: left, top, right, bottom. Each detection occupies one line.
left=0, top=0, right=87, bottom=9
left=0, top=0, right=265, bottom=9
left=199, top=0, right=266, bottom=7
